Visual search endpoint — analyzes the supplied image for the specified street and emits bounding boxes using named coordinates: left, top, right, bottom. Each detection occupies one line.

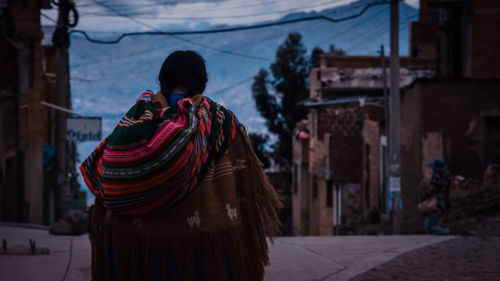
left=0, top=224, right=460, bottom=281
left=351, top=236, right=500, bottom=281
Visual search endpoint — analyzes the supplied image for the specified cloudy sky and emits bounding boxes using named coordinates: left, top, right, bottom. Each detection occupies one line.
left=42, top=0, right=419, bottom=31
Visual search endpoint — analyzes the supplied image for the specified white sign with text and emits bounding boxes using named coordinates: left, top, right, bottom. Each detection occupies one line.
left=66, top=117, right=102, bottom=142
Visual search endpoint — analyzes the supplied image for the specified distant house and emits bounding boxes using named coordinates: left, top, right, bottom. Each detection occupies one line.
left=292, top=55, right=433, bottom=236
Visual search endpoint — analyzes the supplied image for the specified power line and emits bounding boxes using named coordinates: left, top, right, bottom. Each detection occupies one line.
left=71, top=1, right=408, bottom=74
left=41, top=12, right=58, bottom=24
left=338, top=9, right=394, bottom=46
left=206, top=76, right=255, bottom=96
left=75, top=1, right=371, bottom=60
left=90, top=0, right=272, bottom=61
left=315, top=4, right=388, bottom=47
left=79, top=0, right=344, bottom=20
left=88, top=0, right=341, bottom=15
left=70, top=40, right=187, bottom=68
left=216, top=1, right=378, bottom=54
left=349, top=13, right=417, bottom=53
left=330, top=6, right=415, bottom=51
left=70, top=1, right=390, bottom=45
left=71, top=1, right=373, bottom=68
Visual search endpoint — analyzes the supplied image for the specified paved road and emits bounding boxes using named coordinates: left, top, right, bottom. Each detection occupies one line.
left=0, top=224, right=452, bottom=281
left=264, top=236, right=452, bottom=281
left=350, top=236, right=500, bottom=281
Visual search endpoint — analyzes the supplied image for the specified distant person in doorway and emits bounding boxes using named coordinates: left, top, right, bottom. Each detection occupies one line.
left=80, top=50, right=281, bottom=281
left=419, top=158, right=451, bottom=235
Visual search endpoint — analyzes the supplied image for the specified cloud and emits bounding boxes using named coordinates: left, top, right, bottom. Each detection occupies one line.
left=43, top=0, right=368, bottom=32
left=404, top=0, right=419, bottom=9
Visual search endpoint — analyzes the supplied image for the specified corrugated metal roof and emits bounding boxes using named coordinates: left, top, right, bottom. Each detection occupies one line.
left=319, top=67, right=436, bottom=89
left=300, top=96, right=383, bottom=107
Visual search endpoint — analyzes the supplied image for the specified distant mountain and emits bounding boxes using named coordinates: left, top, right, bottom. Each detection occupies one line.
left=70, top=0, right=418, bottom=164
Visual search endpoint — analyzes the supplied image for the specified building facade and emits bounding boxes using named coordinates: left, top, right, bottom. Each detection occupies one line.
left=293, top=0, right=500, bottom=236
left=0, top=0, right=73, bottom=225
left=401, top=0, right=500, bottom=232
left=401, top=79, right=500, bottom=232
left=292, top=55, right=434, bottom=236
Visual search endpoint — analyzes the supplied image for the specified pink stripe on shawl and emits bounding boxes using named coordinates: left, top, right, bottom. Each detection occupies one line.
left=102, top=104, right=192, bottom=163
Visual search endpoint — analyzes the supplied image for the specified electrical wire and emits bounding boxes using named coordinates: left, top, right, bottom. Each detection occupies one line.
left=71, top=0, right=405, bottom=75
left=216, top=1, right=378, bottom=54
left=348, top=13, right=417, bottom=53
left=90, top=0, right=272, bottom=61
left=81, top=0, right=341, bottom=19
left=80, top=1, right=346, bottom=20
left=88, top=0, right=342, bottom=15
left=205, top=76, right=255, bottom=96
left=41, top=12, right=58, bottom=24
left=71, top=1, right=392, bottom=72
left=334, top=7, right=415, bottom=49
left=315, top=4, right=388, bottom=47
left=70, top=1, right=390, bottom=45
left=71, top=1, right=372, bottom=68
left=70, top=40, right=187, bottom=67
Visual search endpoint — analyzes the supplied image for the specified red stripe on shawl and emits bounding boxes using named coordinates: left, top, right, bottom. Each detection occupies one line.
left=102, top=112, right=189, bottom=163
left=80, top=165, right=99, bottom=195
left=100, top=142, right=195, bottom=195
left=102, top=99, right=209, bottom=164
left=115, top=186, right=179, bottom=215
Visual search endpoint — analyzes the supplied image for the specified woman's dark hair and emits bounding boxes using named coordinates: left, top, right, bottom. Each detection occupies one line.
left=158, top=50, right=208, bottom=99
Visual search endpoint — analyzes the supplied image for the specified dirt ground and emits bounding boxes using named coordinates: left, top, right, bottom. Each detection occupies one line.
left=350, top=236, right=500, bottom=281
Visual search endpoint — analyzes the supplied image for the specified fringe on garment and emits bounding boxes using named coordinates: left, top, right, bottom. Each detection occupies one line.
left=90, top=125, right=282, bottom=281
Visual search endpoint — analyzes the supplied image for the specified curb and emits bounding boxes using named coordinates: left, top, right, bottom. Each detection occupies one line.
left=0, top=222, right=50, bottom=231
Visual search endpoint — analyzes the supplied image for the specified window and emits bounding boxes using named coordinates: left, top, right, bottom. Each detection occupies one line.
left=313, top=176, right=318, bottom=199
left=334, top=184, right=342, bottom=226
left=326, top=181, right=333, bottom=207
left=485, top=117, right=500, bottom=166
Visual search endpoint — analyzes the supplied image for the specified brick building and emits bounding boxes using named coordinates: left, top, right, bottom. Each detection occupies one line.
left=409, top=0, right=500, bottom=79
left=401, top=79, right=500, bottom=232
left=401, top=0, right=500, bottom=233
left=0, top=0, right=73, bottom=225
left=292, top=56, right=434, bottom=236
left=294, top=0, right=500, bottom=236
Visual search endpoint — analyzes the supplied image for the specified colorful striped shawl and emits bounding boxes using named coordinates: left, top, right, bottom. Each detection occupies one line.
left=80, top=91, right=238, bottom=215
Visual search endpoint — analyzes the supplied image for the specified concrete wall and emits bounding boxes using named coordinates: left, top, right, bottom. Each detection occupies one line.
left=363, top=119, right=381, bottom=211
left=292, top=131, right=310, bottom=236
left=412, top=0, right=500, bottom=79
left=400, top=82, right=424, bottom=233
left=401, top=78, right=500, bottom=233
left=341, top=183, right=363, bottom=226
left=330, top=136, right=363, bottom=183
left=463, top=1, right=500, bottom=78
left=292, top=160, right=310, bottom=236
left=293, top=97, right=389, bottom=235
left=318, top=178, right=333, bottom=235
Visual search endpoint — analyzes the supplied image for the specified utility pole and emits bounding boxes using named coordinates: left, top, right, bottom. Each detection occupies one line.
left=53, top=0, right=76, bottom=220
left=380, top=45, right=390, bottom=214
left=389, top=0, right=402, bottom=234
